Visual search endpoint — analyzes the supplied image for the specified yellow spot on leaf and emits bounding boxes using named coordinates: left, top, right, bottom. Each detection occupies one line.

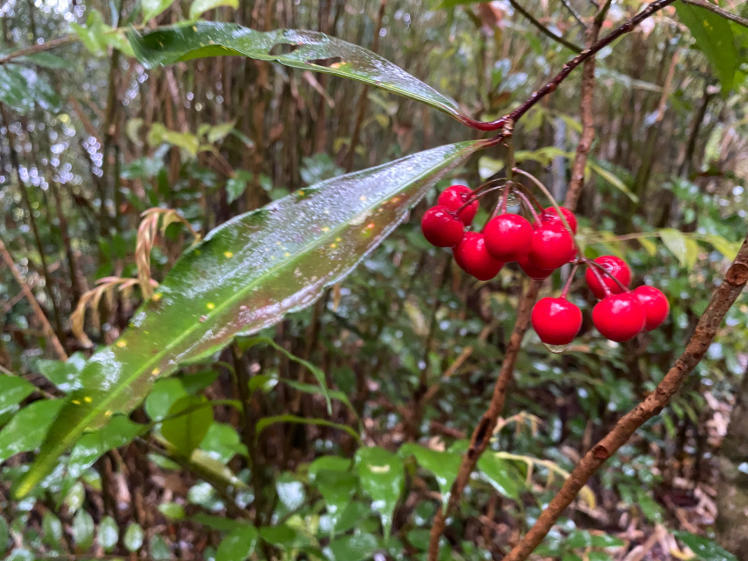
left=72, top=399, right=81, bottom=405
left=152, top=293, right=162, bottom=302
left=284, top=252, right=291, bottom=257
left=330, top=243, right=337, bottom=249
left=104, top=410, right=113, bottom=417
left=206, top=302, right=215, bottom=310
left=336, top=237, right=342, bottom=242
left=116, top=340, right=127, bottom=348
left=83, top=396, right=92, bottom=403
left=321, top=226, right=330, bottom=232
left=151, top=368, right=161, bottom=376
left=223, top=251, right=234, bottom=258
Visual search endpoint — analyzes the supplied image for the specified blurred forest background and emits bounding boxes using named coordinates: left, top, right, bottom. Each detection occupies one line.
left=0, top=0, right=747, bottom=560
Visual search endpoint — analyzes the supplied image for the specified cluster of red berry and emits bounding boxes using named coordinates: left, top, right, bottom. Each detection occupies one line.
left=420, top=183, right=669, bottom=348
left=420, top=184, right=576, bottom=281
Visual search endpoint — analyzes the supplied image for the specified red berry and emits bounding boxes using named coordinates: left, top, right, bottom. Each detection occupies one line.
left=453, top=232, right=504, bottom=281
left=528, top=224, right=576, bottom=270
left=541, top=206, right=578, bottom=233
left=531, top=297, right=582, bottom=345
left=483, top=213, right=533, bottom=261
left=592, top=293, right=646, bottom=342
left=421, top=206, right=464, bottom=247
left=584, top=255, right=632, bottom=299
left=633, top=286, right=669, bottom=331
left=517, top=254, right=554, bottom=280
left=438, top=184, right=478, bottom=225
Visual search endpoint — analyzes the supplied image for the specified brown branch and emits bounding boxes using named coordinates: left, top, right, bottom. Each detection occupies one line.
left=464, top=0, right=677, bottom=131
left=428, top=279, right=542, bottom=561
left=0, top=35, right=77, bottom=65
left=681, top=0, right=748, bottom=28
left=0, top=238, right=67, bottom=361
left=564, top=1, right=610, bottom=209
left=501, top=233, right=748, bottom=561
left=507, top=0, right=583, bottom=53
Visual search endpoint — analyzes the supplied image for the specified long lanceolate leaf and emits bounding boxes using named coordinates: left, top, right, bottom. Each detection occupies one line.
left=15, top=140, right=488, bottom=498
left=127, top=22, right=465, bottom=122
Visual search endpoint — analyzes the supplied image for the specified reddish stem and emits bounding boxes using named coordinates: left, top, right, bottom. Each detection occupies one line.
left=512, top=190, right=542, bottom=224
left=560, top=263, right=579, bottom=299
left=585, top=259, right=630, bottom=293
left=585, top=261, right=613, bottom=297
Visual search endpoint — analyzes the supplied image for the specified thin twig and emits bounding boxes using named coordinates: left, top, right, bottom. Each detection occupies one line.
left=462, top=0, right=677, bottom=130
left=559, top=0, right=586, bottom=28
left=0, top=238, right=67, bottom=360
left=0, top=35, right=77, bottom=65
left=565, top=0, right=610, bottom=209
left=508, top=0, right=583, bottom=52
left=501, top=233, right=748, bottom=561
left=428, top=279, right=542, bottom=560
left=681, top=0, right=748, bottom=28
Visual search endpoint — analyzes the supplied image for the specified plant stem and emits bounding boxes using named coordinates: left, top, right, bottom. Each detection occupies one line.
left=586, top=258, right=629, bottom=293
left=560, top=264, right=578, bottom=299
left=507, top=0, right=583, bottom=52
left=461, top=0, right=677, bottom=131
left=681, top=0, right=748, bottom=28
left=501, top=233, right=748, bottom=561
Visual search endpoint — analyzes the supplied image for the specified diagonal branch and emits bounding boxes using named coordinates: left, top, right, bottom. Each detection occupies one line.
left=508, top=0, right=582, bottom=52
left=464, top=0, right=678, bottom=131
left=501, top=233, right=748, bottom=561
left=681, top=0, right=748, bottom=28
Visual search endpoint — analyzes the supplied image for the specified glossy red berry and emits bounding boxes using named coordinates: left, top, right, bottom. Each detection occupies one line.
left=541, top=206, right=577, bottom=233
left=528, top=224, right=576, bottom=270
left=453, top=232, right=504, bottom=281
left=592, top=293, right=646, bottom=342
left=531, top=297, right=582, bottom=345
left=438, top=184, right=479, bottom=225
left=421, top=206, right=464, bottom=247
left=516, top=254, right=554, bottom=280
left=483, top=213, right=533, bottom=261
left=633, top=286, right=669, bottom=331
left=584, top=255, right=632, bottom=299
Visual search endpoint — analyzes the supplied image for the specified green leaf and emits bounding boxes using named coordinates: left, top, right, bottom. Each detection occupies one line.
left=201, top=422, right=248, bottom=463
left=399, top=443, right=461, bottom=505
left=0, top=375, right=35, bottom=412
left=16, top=140, right=483, bottom=499
left=659, top=228, right=700, bottom=268
left=97, top=516, right=119, bottom=552
left=308, top=456, right=357, bottom=533
left=0, top=399, right=63, bottom=462
left=68, top=415, right=146, bottom=477
left=329, top=533, right=379, bottom=561
left=675, top=4, right=738, bottom=94
left=702, top=234, right=741, bottom=260
left=477, top=453, right=522, bottom=501
left=148, top=123, right=200, bottom=157
left=158, top=502, right=186, bottom=520
left=16, top=52, right=68, bottom=69
left=36, top=352, right=87, bottom=392
left=216, top=526, right=258, bottom=561
left=255, top=414, right=358, bottom=441
left=142, top=0, right=176, bottom=22
left=70, top=10, right=110, bottom=56
left=0, top=517, right=9, bottom=553
left=355, top=447, right=404, bottom=538
left=276, top=473, right=306, bottom=511
left=124, top=522, right=144, bottom=552
left=0, top=65, right=61, bottom=114
left=161, top=395, right=214, bottom=457
left=241, top=336, right=332, bottom=412
left=675, top=531, right=738, bottom=561
left=588, top=161, right=638, bottom=203
left=226, top=172, right=251, bottom=205
left=42, top=512, right=63, bottom=548
left=190, top=0, right=238, bottom=20
left=207, top=120, right=237, bottom=143
left=72, top=510, right=95, bottom=552
left=145, top=378, right=188, bottom=421
left=127, top=22, right=465, bottom=121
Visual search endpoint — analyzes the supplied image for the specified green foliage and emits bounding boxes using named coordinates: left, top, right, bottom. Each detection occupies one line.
left=127, top=22, right=466, bottom=120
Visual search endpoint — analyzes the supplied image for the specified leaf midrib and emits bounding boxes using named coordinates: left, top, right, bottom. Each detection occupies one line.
left=19, top=145, right=472, bottom=496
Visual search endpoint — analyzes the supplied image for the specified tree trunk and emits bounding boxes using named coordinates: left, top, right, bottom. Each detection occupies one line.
left=716, top=364, right=748, bottom=557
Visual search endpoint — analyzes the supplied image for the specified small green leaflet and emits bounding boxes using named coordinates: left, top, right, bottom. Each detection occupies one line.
left=127, top=22, right=465, bottom=121
left=15, top=139, right=486, bottom=498
left=675, top=3, right=738, bottom=95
